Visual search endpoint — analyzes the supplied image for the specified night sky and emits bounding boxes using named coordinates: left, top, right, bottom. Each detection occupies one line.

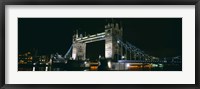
left=18, top=18, right=182, bottom=59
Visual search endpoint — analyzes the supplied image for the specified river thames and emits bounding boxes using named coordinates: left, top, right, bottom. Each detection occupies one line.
left=18, top=63, right=182, bottom=71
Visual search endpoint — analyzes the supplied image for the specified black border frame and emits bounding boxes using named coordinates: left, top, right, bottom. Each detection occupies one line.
left=0, top=0, right=200, bottom=89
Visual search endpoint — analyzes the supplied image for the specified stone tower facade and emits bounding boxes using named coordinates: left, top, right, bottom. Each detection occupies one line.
left=72, top=32, right=86, bottom=60
left=105, top=22, right=123, bottom=59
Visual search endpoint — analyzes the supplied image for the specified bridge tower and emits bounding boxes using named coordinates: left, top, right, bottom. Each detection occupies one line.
left=105, top=21, right=123, bottom=59
left=72, top=31, right=86, bottom=60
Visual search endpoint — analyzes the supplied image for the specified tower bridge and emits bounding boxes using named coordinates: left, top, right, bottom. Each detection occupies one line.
left=49, top=20, right=182, bottom=70
left=27, top=20, right=182, bottom=71
left=67, top=21, right=151, bottom=61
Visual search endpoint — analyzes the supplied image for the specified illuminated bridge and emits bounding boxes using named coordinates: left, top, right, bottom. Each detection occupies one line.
left=48, top=20, right=183, bottom=70
left=62, top=21, right=157, bottom=62
left=47, top=20, right=182, bottom=71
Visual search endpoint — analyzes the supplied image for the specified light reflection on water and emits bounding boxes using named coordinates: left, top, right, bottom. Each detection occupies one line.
left=18, top=63, right=181, bottom=71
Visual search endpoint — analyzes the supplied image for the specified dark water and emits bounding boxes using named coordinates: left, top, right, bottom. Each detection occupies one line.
left=18, top=63, right=182, bottom=71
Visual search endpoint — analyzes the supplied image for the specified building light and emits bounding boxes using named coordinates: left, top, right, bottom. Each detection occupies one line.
left=117, top=40, right=120, bottom=43
left=152, top=64, right=158, bottom=67
left=99, top=55, right=101, bottom=59
left=33, top=63, right=36, bottom=65
left=84, top=61, right=87, bottom=64
left=126, top=63, right=130, bottom=67
left=122, top=56, right=125, bottom=59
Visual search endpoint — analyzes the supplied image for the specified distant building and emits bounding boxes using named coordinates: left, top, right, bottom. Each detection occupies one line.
left=37, top=55, right=50, bottom=64
left=18, top=52, right=33, bottom=64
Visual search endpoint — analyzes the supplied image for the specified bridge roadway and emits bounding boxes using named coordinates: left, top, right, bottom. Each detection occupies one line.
left=117, top=60, right=180, bottom=64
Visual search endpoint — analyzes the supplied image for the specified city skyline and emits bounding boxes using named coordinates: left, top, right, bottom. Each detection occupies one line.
left=18, top=18, right=182, bottom=59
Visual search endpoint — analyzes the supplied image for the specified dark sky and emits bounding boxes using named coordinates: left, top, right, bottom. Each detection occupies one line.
left=18, top=18, right=182, bottom=59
